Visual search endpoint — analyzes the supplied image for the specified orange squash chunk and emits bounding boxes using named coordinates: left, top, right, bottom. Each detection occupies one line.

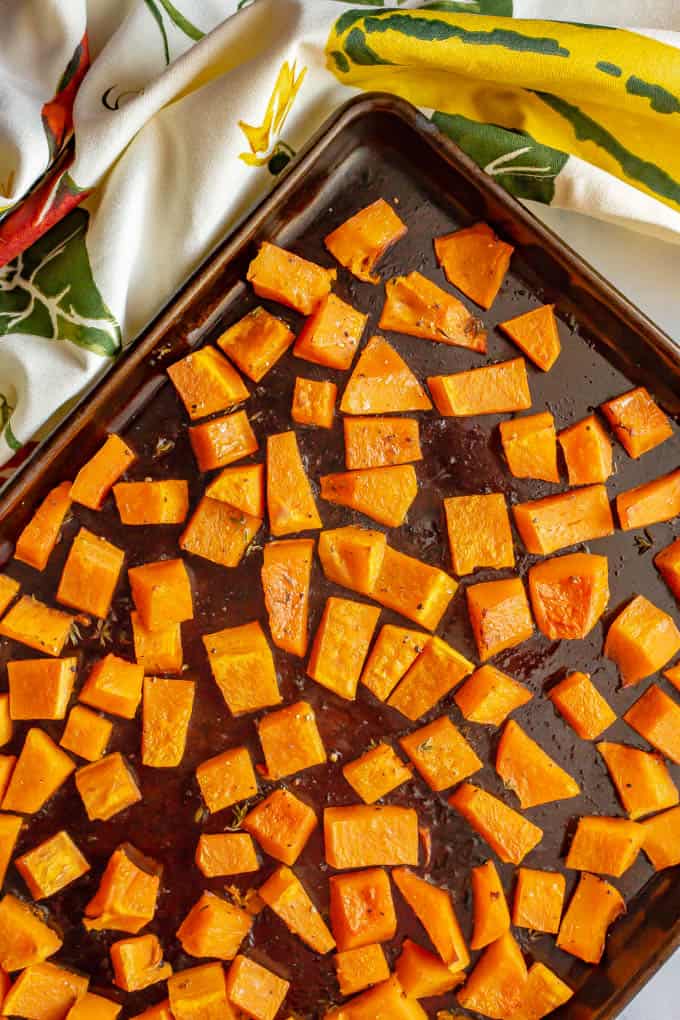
left=344, top=416, right=421, bottom=471
left=142, top=676, right=194, bottom=768
left=400, top=715, right=481, bottom=791
left=324, top=805, right=418, bottom=869
left=500, top=412, right=559, bottom=483
left=76, top=753, right=141, bottom=822
left=512, top=868, right=565, bottom=934
left=247, top=241, right=336, bottom=315
left=467, top=577, right=533, bottom=660
left=340, top=335, right=432, bottom=414
left=567, top=816, right=643, bottom=877
left=80, top=653, right=143, bottom=719
left=0, top=966, right=8, bottom=1012
left=226, top=955, right=289, bottom=1020
left=655, top=536, right=680, bottom=600
left=0, top=693, right=11, bottom=747
left=2, top=962, right=88, bottom=1020
left=131, top=611, right=183, bottom=675
left=0, top=754, right=14, bottom=803
left=111, top=933, right=171, bottom=992
left=559, top=415, right=612, bottom=485
left=113, top=479, right=189, bottom=525
left=16, top=831, right=89, bottom=899
left=548, top=672, right=616, bottom=740
left=0, top=595, right=73, bottom=657
left=168, top=963, right=233, bottom=1020
left=203, top=620, right=281, bottom=715
left=84, top=844, right=160, bottom=933
left=557, top=872, right=625, bottom=963
left=196, top=746, right=257, bottom=814
left=167, top=346, right=248, bottom=420
left=334, top=944, right=389, bottom=997
left=396, top=939, right=463, bottom=998
left=0, top=574, right=19, bottom=616
left=196, top=833, right=258, bottom=878
left=330, top=868, right=396, bottom=951
left=624, top=684, right=680, bottom=764
left=324, top=198, right=407, bottom=283
left=388, top=636, right=473, bottom=721
left=318, top=525, right=386, bottom=596
left=206, top=463, right=264, bottom=517
left=292, top=377, right=337, bottom=428
left=360, top=624, right=426, bottom=701
left=601, top=386, right=673, bottom=458
left=641, top=805, right=680, bottom=870
left=0, top=894, right=63, bottom=970
left=455, top=665, right=532, bottom=726
left=0, top=814, right=22, bottom=888
left=321, top=465, right=418, bottom=528
left=267, top=430, right=322, bottom=535
left=449, top=783, right=543, bottom=865
left=457, top=931, right=527, bottom=1019
left=598, top=741, right=678, bottom=819
left=177, top=891, right=252, bottom=961
left=605, top=595, right=680, bottom=686
left=435, top=221, right=513, bottom=310
left=244, top=788, right=317, bottom=866
left=380, top=271, right=486, bottom=351
left=60, top=705, right=113, bottom=762
left=294, top=293, right=367, bottom=370
left=128, top=558, right=193, bottom=631
left=308, top=597, right=380, bottom=701
left=57, top=527, right=124, bottom=618
left=323, top=974, right=427, bottom=1020
left=14, top=481, right=72, bottom=570
left=507, top=962, right=573, bottom=1020
left=189, top=409, right=258, bottom=472
left=393, top=867, right=469, bottom=969
left=8, top=656, right=77, bottom=719
left=181, top=495, right=261, bottom=568
left=428, top=358, right=531, bottom=417
left=2, top=728, right=74, bottom=814
left=528, top=551, right=609, bottom=640
left=256, top=700, right=325, bottom=779
left=71, top=434, right=136, bottom=510
left=499, top=304, right=561, bottom=371
left=617, top=468, right=680, bottom=530
left=261, top=538, right=313, bottom=657
left=68, top=992, right=122, bottom=1020
left=497, top=721, right=579, bottom=809
left=259, top=865, right=335, bottom=954
left=470, top=860, right=510, bottom=950
left=342, top=743, right=412, bottom=803
left=513, top=484, right=614, bottom=555
left=217, top=306, right=295, bottom=383
left=666, top=662, right=680, bottom=692
left=373, top=546, right=457, bottom=630
left=444, top=493, right=514, bottom=576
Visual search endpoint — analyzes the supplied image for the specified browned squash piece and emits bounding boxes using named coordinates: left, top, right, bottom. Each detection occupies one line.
left=168, top=963, right=233, bottom=1020
left=428, top=358, right=531, bottom=416
left=342, top=743, right=412, bottom=803
left=131, top=611, right=183, bottom=676
left=142, top=677, right=195, bottom=768
left=0, top=814, right=22, bottom=888
left=324, top=198, right=407, bottom=283
left=400, top=715, right=482, bottom=791
left=217, top=305, right=294, bottom=382
left=318, top=525, right=386, bottom=596
left=75, top=753, right=142, bottom=822
left=60, top=705, right=113, bottom=763
left=557, top=872, right=625, bottom=963
left=513, top=484, right=614, bottom=555
left=177, top=891, right=252, bottom=961
left=344, top=416, right=421, bottom=470
left=455, top=665, right=532, bottom=726
left=0, top=595, right=73, bottom=656
left=499, top=412, right=559, bottom=483
left=507, top=962, right=573, bottom=1020
left=379, top=271, right=486, bottom=351
left=435, top=222, right=514, bottom=310
left=0, top=694, right=12, bottom=747
left=206, top=463, right=264, bottom=517
left=189, top=409, right=258, bottom=472
left=360, top=623, right=426, bottom=701
left=167, top=346, right=248, bottom=419
left=396, top=939, right=463, bottom=998
left=449, top=783, right=543, bottom=865
left=71, top=434, right=136, bottom=510
left=548, top=672, right=616, bottom=740
left=0, top=894, right=63, bottom=970
left=496, top=720, right=580, bottom=809
left=373, top=545, right=457, bottom=631
left=257, top=700, right=326, bottom=780
left=2, top=962, right=88, bottom=1019
left=323, top=975, right=427, bottom=1020
left=181, top=496, right=261, bottom=568
left=195, top=833, right=259, bottom=878
left=113, top=479, right=189, bottom=525
left=267, top=430, right=322, bottom=535
left=9, top=656, right=78, bottom=720
left=128, top=558, right=193, bottom=631
left=203, top=620, right=281, bottom=716
left=57, top=527, right=124, bottom=618
left=393, top=867, right=469, bottom=969
left=294, top=293, right=367, bottom=370
left=320, top=464, right=417, bottom=528
left=340, top=335, right=432, bottom=414
left=333, top=944, right=389, bottom=998
left=388, top=636, right=473, bottom=721
left=196, top=746, right=257, bottom=814
left=598, top=741, right=678, bottom=819
left=79, top=653, right=143, bottom=719
left=558, top=414, right=613, bottom=485
left=329, top=867, right=397, bottom=951
left=14, top=481, right=72, bottom=570
left=512, top=868, right=565, bottom=934
left=307, top=597, right=380, bottom=700
left=655, top=536, right=680, bottom=601
left=601, top=386, right=673, bottom=458
left=246, top=241, right=336, bottom=315
left=16, top=830, right=89, bottom=900
left=261, top=538, right=313, bottom=657
left=68, top=992, right=123, bottom=1020
left=111, top=933, right=172, bottom=992
left=2, top=728, right=74, bottom=814
left=624, top=684, right=680, bottom=764
left=467, top=577, right=534, bottom=660
left=499, top=304, right=561, bottom=371
left=470, top=860, right=510, bottom=951
left=259, top=865, right=335, bottom=954
left=528, top=551, right=609, bottom=639
left=244, top=788, right=317, bottom=866
left=457, top=931, right=527, bottom=1019
left=566, top=816, right=644, bottom=877
left=324, top=805, right=418, bottom=869
left=605, top=595, right=680, bottom=686
left=84, top=843, right=161, bottom=933
left=226, top=955, right=290, bottom=1020
left=292, top=377, right=337, bottom=429
left=617, top=468, right=680, bottom=530
left=0, top=574, right=19, bottom=617
left=444, top=492, right=515, bottom=575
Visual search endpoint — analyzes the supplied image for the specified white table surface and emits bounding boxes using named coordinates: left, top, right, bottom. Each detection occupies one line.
left=526, top=202, right=679, bottom=1020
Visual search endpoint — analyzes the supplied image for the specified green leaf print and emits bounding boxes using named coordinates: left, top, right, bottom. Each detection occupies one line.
left=0, top=208, right=121, bottom=358
left=143, top=0, right=204, bottom=65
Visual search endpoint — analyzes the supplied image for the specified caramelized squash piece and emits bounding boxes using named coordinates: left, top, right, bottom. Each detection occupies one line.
left=189, top=409, right=258, bottom=472
left=16, top=830, right=89, bottom=899
left=342, top=742, right=412, bottom=803
left=57, top=527, right=124, bottom=618
left=624, top=684, right=680, bottom=764
left=323, top=974, right=427, bottom=1020
left=512, top=868, right=565, bottom=934
left=177, top=891, right=252, bottom=961
left=605, top=594, right=680, bottom=686
left=496, top=720, right=580, bottom=809
left=79, top=652, right=143, bottom=719
left=641, top=805, right=680, bottom=870
left=75, top=753, right=142, bottom=822
left=260, top=865, right=335, bottom=954
left=444, top=492, right=514, bottom=575
left=203, top=620, right=281, bottom=715
left=373, top=545, right=457, bottom=630
left=267, top=430, right=322, bottom=535
left=0, top=595, right=73, bottom=657
left=294, top=293, right=367, bottom=370
left=0, top=894, right=63, bottom=971
left=330, top=867, right=396, bottom=951
left=61, top=703, right=113, bottom=762
left=180, top=496, right=261, bottom=567
left=244, top=788, right=317, bottom=866
left=601, top=386, right=672, bottom=458
left=0, top=574, right=19, bottom=616
left=470, top=860, right=511, bottom=950
left=617, top=468, right=680, bottom=530
left=247, top=241, right=336, bottom=314
left=428, top=358, right=531, bottom=416
left=142, top=676, right=194, bottom=768
left=499, top=304, right=560, bottom=371
left=168, top=963, right=233, bottom=1020
left=513, top=484, right=614, bottom=555
left=548, top=671, right=616, bottom=740
left=388, top=636, right=474, bottom=721
left=0, top=755, right=14, bottom=802
left=655, top=536, right=680, bottom=601
left=400, top=715, right=481, bottom=791
left=598, top=741, right=678, bottom=819
left=0, top=693, right=11, bottom=747
left=324, top=805, right=418, bottom=869
left=167, top=346, right=249, bottom=419
left=318, top=525, right=386, bottom=596
left=206, top=463, right=264, bottom=517
left=308, top=597, right=381, bottom=701
left=500, top=412, right=559, bottom=483
left=257, top=700, right=326, bottom=779
left=2, top=728, right=74, bottom=814
left=292, top=377, right=337, bottom=428
left=507, top=962, right=573, bottom=1020
left=393, top=867, right=469, bottom=969
left=261, top=538, right=313, bottom=657
left=8, top=656, right=78, bottom=719
left=196, top=833, right=259, bottom=878
left=321, top=464, right=417, bottom=528
left=196, top=746, right=258, bottom=814
left=2, top=962, right=88, bottom=1020
left=435, top=221, right=513, bottom=310
left=528, top=551, right=609, bottom=640
left=217, top=305, right=295, bottom=383
left=665, top=661, right=680, bottom=692
left=455, top=665, right=532, bottom=726
left=380, top=271, right=486, bottom=351
left=558, top=415, right=612, bottom=485
left=567, top=816, right=643, bottom=877
left=0, top=814, right=22, bottom=888
left=557, top=872, right=625, bottom=963
left=68, top=992, right=122, bottom=1020
left=457, top=931, right=528, bottom=1019
left=324, top=198, right=407, bottom=283
left=226, top=955, right=290, bottom=1020
left=113, top=479, right=189, bottom=525
left=449, top=783, right=543, bottom=865
left=111, top=933, right=172, bottom=991
left=467, top=577, right=534, bottom=660
left=360, top=624, right=426, bottom=701
left=344, top=416, right=421, bottom=471
left=14, top=481, right=72, bottom=570
left=340, top=335, right=432, bottom=414
left=396, top=939, right=463, bottom=998
left=128, top=558, right=193, bottom=631
left=131, top=611, right=183, bottom=676
left=71, top=434, right=136, bottom=510
left=334, top=944, right=389, bottom=997
left=84, top=843, right=160, bottom=934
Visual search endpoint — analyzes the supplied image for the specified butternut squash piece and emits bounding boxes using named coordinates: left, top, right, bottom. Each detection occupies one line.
left=113, top=479, right=189, bottom=525
left=329, top=867, right=396, bottom=951
left=244, top=788, right=317, bottom=866
left=294, top=293, right=367, bottom=370
left=340, top=335, right=432, bottom=414
left=360, top=624, right=426, bottom=701
left=0, top=814, right=22, bottom=888
left=14, top=481, right=72, bottom=570
left=84, top=843, right=160, bottom=933
left=142, top=676, right=194, bottom=768
left=206, top=463, right=264, bottom=517
left=196, top=746, right=257, bottom=814
left=396, top=939, right=463, bottom=998
left=0, top=962, right=8, bottom=1010
left=308, top=597, right=380, bottom=700
left=400, top=715, right=482, bottom=791
left=128, top=558, right=193, bottom=631
left=567, top=816, right=643, bottom=877
left=196, top=833, right=259, bottom=878
left=203, top=619, right=281, bottom=715
left=57, top=528, right=124, bottom=618
left=0, top=754, right=14, bottom=803
left=513, top=484, right=614, bottom=555
left=76, top=752, right=141, bottom=822
left=500, top=412, right=559, bottom=482
left=435, top=221, right=513, bottom=310
left=181, top=496, right=262, bottom=569
left=605, top=594, right=680, bottom=686
left=217, top=305, right=295, bottom=383
left=71, top=434, right=136, bottom=510
left=380, top=271, right=486, bottom=351
left=655, top=536, right=680, bottom=601
left=318, top=525, right=386, bottom=596
left=665, top=661, right=680, bottom=692
left=342, top=743, right=412, bottom=803
left=373, top=545, right=457, bottom=630
left=0, top=574, right=19, bottom=616
left=0, top=894, right=62, bottom=971
left=292, top=377, right=337, bottom=428
left=324, top=805, right=418, bottom=869
left=499, top=304, right=560, bottom=371
left=558, top=415, right=612, bottom=485
left=256, top=700, right=325, bottom=779
left=497, top=720, right=579, bottom=809
left=334, top=944, right=389, bottom=997
left=617, top=468, right=680, bottom=530
left=16, top=831, right=89, bottom=899
left=67, top=992, right=122, bottom=1020
left=467, top=577, right=534, bottom=660
left=455, top=665, right=532, bottom=726
left=428, top=358, right=531, bottom=416
left=624, top=684, right=680, bottom=764
left=247, top=241, right=336, bottom=315
left=548, top=671, right=616, bottom=740
left=2, top=728, right=74, bottom=814
left=344, top=416, right=421, bottom=471
left=389, top=636, right=473, bottom=720
left=449, top=783, right=543, bottom=865
left=323, top=974, right=427, bottom=1020
left=131, top=611, right=183, bottom=675
left=111, top=933, right=172, bottom=991
left=189, top=409, right=258, bottom=471
left=261, top=538, right=313, bottom=657
left=507, top=962, right=573, bottom=1020
left=557, top=872, right=625, bottom=963
left=80, top=653, right=143, bottom=719
left=2, top=962, right=88, bottom=1020
left=444, top=493, right=514, bottom=575
left=470, top=860, right=510, bottom=950
left=0, top=595, right=73, bottom=657
left=598, top=741, right=677, bottom=820
left=601, top=386, right=672, bottom=458
left=512, top=868, right=565, bottom=934
left=641, top=805, right=680, bottom=870
left=0, top=693, right=11, bottom=747
left=320, top=464, right=418, bottom=528
left=8, top=656, right=78, bottom=719
left=393, top=867, right=469, bottom=969
left=528, top=551, right=609, bottom=640
left=267, top=430, right=322, bottom=535
left=324, top=198, right=407, bottom=283
left=177, top=891, right=252, bottom=961
left=457, top=931, right=528, bottom=1019
left=168, top=963, right=234, bottom=1020
left=259, top=865, right=335, bottom=954
left=167, top=346, right=248, bottom=420
left=226, top=954, right=289, bottom=1020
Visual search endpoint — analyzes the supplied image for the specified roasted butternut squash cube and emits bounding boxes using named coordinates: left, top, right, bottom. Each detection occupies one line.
left=617, top=468, right=680, bottom=530
left=84, top=844, right=160, bottom=933
left=75, top=753, right=142, bottom=822
left=605, top=595, right=680, bottom=686
left=455, top=665, right=532, bottom=726
left=666, top=662, right=680, bottom=693
left=388, top=635, right=473, bottom=720
left=324, top=805, right=418, bottom=869
left=71, top=434, right=136, bottom=510
left=512, top=868, right=565, bottom=934
left=128, top=558, right=193, bottom=631
left=0, top=754, right=14, bottom=803
left=373, top=546, right=457, bottom=631
left=206, top=463, right=264, bottom=517
left=113, top=479, right=189, bottom=525
left=499, top=304, right=560, bottom=371
left=340, top=335, right=432, bottom=415
left=257, top=700, right=325, bottom=780
left=323, top=974, right=427, bottom=1020
left=0, top=574, right=19, bottom=617
left=320, top=464, right=418, bottom=528
left=329, top=868, right=396, bottom=951
left=528, top=551, right=609, bottom=640
left=0, top=813, right=22, bottom=888
left=324, top=198, right=407, bottom=283
left=496, top=720, right=580, bottom=809
left=16, top=830, right=89, bottom=899
left=428, top=358, right=531, bottom=416
left=360, top=624, right=426, bottom=701
left=259, top=865, right=335, bottom=954
left=167, top=346, right=248, bottom=420
left=470, top=860, right=510, bottom=951
left=513, top=484, right=614, bottom=555
left=567, top=816, right=643, bottom=877
left=0, top=894, right=63, bottom=971
left=2, top=728, right=74, bottom=814
left=67, top=991, right=122, bottom=1020
left=396, top=939, right=463, bottom=998
left=559, top=414, right=613, bottom=485
left=449, top=783, right=543, bottom=865
left=467, top=577, right=534, bottom=660
left=598, top=741, right=678, bottom=819
left=0, top=595, right=73, bottom=657
left=2, top=962, right=88, bottom=1019
left=601, top=386, right=672, bottom=458
left=556, top=872, right=625, bottom=963
left=196, top=746, right=257, bottom=814
left=14, top=481, right=71, bottom=570
left=60, top=705, right=113, bottom=762
left=457, top=931, right=527, bottom=1019
left=548, top=671, right=616, bottom=740
left=168, top=963, right=233, bottom=1020
left=509, top=962, right=573, bottom=1020
left=380, top=271, right=486, bottom=351
left=217, top=306, right=295, bottom=383
left=177, top=891, right=252, bottom=961
left=226, top=955, right=289, bottom=1020
left=500, top=412, right=559, bottom=483
left=294, top=293, right=367, bottom=370
left=8, top=656, right=78, bottom=720
left=308, top=597, right=380, bottom=701
left=111, top=933, right=172, bottom=992
left=203, top=620, right=281, bottom=716
left=291, top=377, right=337, bottom=428
left=342, top=743, right=412, bottom=803
left=444, top=492, right=514, bottom=575
left=400, top=715, right=482, bottom=791
left=244, top=788, right=317, bottom=866
left=624, top=684, right=680, bottom=764
left=189, top=409, right=258, bottom=472
left=334, top=944, right=389, bottom=997
left=393, top=867, right=469, bottom=969
left=80, top=653, right=143, bottom=719
left=196, top=833, right=259, bottom=878
left=641, top=805, right=680, bottom=870
left=261, top=538, right=313, bottom=657
left=655, top=536, right=680, bottom=601
left=180, top=496, right=261, bottom=568
left=318, top=525, right=386, bottom=596
left=344, top=416, right=421, bottom=471
left=247, top=241, right=336, bottom=315
left=57, top=530, right=126, bottom=618
left=267, top=430, right=322, bottom=535
left=0, top=693, right=11, bottom=747
left=131, top=611, right=183, bottom=675
left=142, top=676, right=194, bottom=768
left=435, top=221, right=513, bottom=310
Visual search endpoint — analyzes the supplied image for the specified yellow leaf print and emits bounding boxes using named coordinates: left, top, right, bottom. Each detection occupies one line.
left=238, top=60, right=306, bottom=169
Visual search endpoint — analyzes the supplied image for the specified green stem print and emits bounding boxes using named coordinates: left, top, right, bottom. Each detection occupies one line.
left=0, top=393, right=19, bottom=452
left=143, top=0, right=204, bottom=65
